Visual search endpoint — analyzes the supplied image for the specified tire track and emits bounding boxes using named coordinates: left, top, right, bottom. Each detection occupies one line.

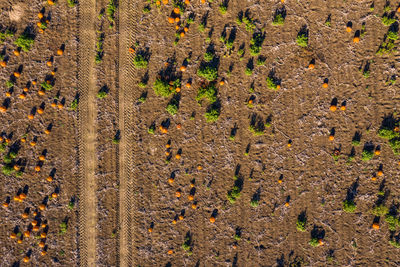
left=77, top=0, right=97, bottom=266
left=118, top=0, right=138, bottom=266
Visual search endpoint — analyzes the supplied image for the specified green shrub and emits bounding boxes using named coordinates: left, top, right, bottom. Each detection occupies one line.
left=371, top=205, right=389, bottom=217
left=389, top=240, right=400, bottom=248
left=59, top=222, right=68, bottom=234
left=236, top=16, right=242, bottom=26
left=204, top=52, right=214, bottom=62
left=227, top=186, right=241, bottom=203
left=219, top=4, right=227, bottom=15
left=233, top=234, right=241, bottom=241
left=112, top=137, right=120, bottom=144
left=38, top=21, right=47, bottom=30
left=250, top=199, right=259, bottom=207
left=96, top=91, right=108, bottom=99
left=385, top=215, right=400, bottom=231
left=143, top=6, right=150, bottom=13
left=205, top=106, right=220, bottom=122
left=182, top=242, right=190, bottom=251
left=296, top=219, right=306, bottom=232
left=15, top=33, right=34, bottom=52
left=333, top=151, right=340, bottom=161
left=250, top=32, right=264, bottom=56
left=352, top=140, right=360, bottom=146
left=95, top=53, right=102, bottom=64
left=388, top=137, right=400, bottom=153
left=138, top=95, right=146, bottom=103
left=296, top=34, right=308, bottom=48
left=133, top=54, right=148, bottom=69
left=197, top=65, right=218, bottom=81
left=219, top=35, right=226, bottom=44
left=325, top=20, right=331, bottom=27
left=182, top=236, right=192, bottom=255
left=0, top=143, right=6, bottom=152
left=40, top=82, right=53, bottom=91
left=266, top=77, right=279, bottom=90
left=68, top=201, right=75, bottom=210
left=249, top=125, right=264, bottom=136
left=138, top=81, right=147, bottom=88
left=0, top=30, right=14, bottom=43
left=256, top=57, right=266, bottom=66
left=309, top=238, right=320, bottom=247
left=378, top=128, right=399, bottom=139
left=5, top=80, right=14, bottom=88
left=225, top=40, right=234, bottom=49
left=196, top=84, right=217, bottom=103
left=245, top=68, right=253, bottom=76
left=237, top=48, right=244, bottom=57
left=166, top=101, right=178, bottom=115
left=376, top=40, right=396, bottom=55
left=2, top=165, right=14, bottom=176
left=70, top=99, right=78, bottom=111
left=107, top=0, right=116, bottom=24
left=384, top=5, right=391, bottom=12
left=272, top=14, right=285, bottom=25
left=243, top=16, right=255, bottom=33
left=361, top=150, right=373, bottom=161
left=3, top=154, right=13, bottom=164
left=67, top=0, right=78, bottom=7
left=148, top=124, right=155, bottom=134
left=382, top=16, right=396, bottom=26
left=343, top=200, right=356, bottom=213
left=387, top=31, right=399, bottom=41
left=153, top=78, right=173, bottom=97
left=198, top=23, right=205, bottom=33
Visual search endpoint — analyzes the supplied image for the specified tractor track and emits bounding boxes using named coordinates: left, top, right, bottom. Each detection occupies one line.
left=118, top=0, right=139, bottom=266
left=77, top=0, right=97, bottom=266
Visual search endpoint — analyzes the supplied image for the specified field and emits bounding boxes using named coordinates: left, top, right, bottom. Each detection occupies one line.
left=1, top=0, right=400, bottom=266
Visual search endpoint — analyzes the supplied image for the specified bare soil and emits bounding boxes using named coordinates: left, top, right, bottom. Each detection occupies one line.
left=129, top=0, right=400, bottom=266
left=1, top=0, right=400, bottom=266
left=0, top=1, right=79, bottom=266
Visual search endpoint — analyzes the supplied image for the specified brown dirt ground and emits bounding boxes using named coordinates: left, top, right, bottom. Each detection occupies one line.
left=130, top=0, right=400, bottom=266
left=0, top=0, right=79, bottom=266
left=1, top=0, right=400, bottom=266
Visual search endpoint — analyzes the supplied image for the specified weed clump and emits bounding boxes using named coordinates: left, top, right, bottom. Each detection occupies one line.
left=197, top=65, right=218, bottom=81
left=205, top=104, right=220, bottom=122
left=166, top=97, right=179, bottom=115
left=296, top=212, right=307, bottom=232
left=377, top=118, right=400, bottom=154
left=361, top=149, right=374, bottom=161
left=266, top=76, right=280, bottom=91
left=250, top=32, right=264, bottom=56
left=153, top=78, right=180, bottom=97
left=227, top=185, right=241, bottom=203
left=133, top=54, right=149, bottom=69
left=15, top=33, right=34, bottom=52
left=107, top=0, right=117, bottom=27
left=296, top=34, right=308, bottom=48
left=343, top=200, right=356, bottom=213
left=272, top=14, right=285, bottom=26
left=40, top=82, right=53, bottom=91
left=196, top=84, right=217, bottom=103
left=371, top=204, right=389, bottom=217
